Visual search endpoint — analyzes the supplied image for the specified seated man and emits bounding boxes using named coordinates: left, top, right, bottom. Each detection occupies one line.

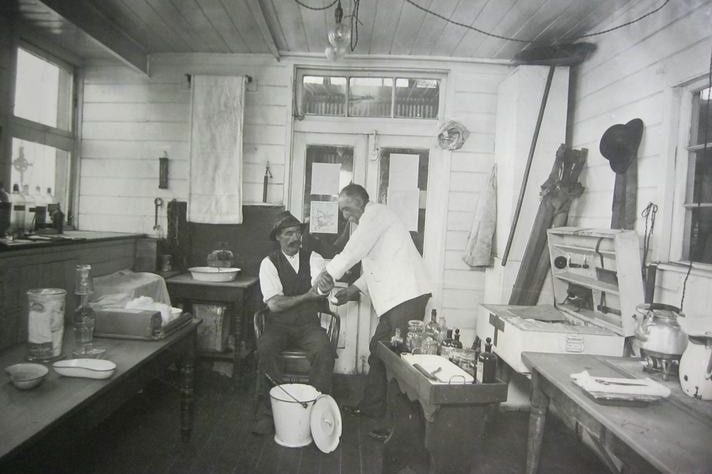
left=252, top=211, right=335, bottom=435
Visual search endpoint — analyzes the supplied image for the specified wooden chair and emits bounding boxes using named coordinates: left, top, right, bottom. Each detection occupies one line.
left=253, top=308, right=340, bottom=382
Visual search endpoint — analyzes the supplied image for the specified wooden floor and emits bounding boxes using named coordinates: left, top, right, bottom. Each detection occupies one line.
left=9, top=363, right=608, bottom=474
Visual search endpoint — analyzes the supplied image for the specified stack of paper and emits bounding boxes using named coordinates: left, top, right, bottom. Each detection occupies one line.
left=570, top=370, right=671, bottom=402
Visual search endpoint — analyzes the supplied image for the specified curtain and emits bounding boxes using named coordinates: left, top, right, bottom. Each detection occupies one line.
left=188, top=75, right=246, bottom=224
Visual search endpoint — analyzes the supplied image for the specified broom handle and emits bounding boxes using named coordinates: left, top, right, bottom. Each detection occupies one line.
left=501, top=65, right=556, bottom=266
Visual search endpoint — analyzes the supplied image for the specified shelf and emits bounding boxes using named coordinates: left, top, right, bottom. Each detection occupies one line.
left=551, top=243, right=615, bottom=257
left=553, top=271, right=619, bottom=294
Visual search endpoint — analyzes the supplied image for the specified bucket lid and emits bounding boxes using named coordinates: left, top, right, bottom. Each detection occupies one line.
left=310, top=394, right=341, bottom=453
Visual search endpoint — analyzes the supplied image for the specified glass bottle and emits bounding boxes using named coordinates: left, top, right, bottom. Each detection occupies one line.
left=73, top=264, right=96, bottom=356
left=390, top=327, right=405, bottom=353
left=406, top=319, right=424, bottom=353
left=10, top=184, right=26, bottom=236
left=476, top=337, right=497, bottom=384
left=452, top=328, right=463, bottom=349
left=425, top=309, right=441, bottom=348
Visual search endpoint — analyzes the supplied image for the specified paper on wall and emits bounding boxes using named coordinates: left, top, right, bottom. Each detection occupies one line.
left=388, top=154, right=419, bottom=190
left=311, top=163, right=341, bottom=195
left=387, top=188, right=419, bottom=231
left=310, top=201, right=339, bottom=234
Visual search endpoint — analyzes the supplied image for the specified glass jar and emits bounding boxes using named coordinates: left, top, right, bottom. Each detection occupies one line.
left=26, top=288, right=66, bottom=362
left=406, top=319, right=425, bottom=353
left=421, top=336, right=439, bottom=355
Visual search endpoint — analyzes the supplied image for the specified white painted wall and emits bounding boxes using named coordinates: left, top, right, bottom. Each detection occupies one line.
left=569, top=0, right=712, bottom=329
left=79, top=53, right=512, bottom=346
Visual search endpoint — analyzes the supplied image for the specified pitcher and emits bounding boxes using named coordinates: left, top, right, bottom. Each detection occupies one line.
left=679, top=331, right=712, bottom=400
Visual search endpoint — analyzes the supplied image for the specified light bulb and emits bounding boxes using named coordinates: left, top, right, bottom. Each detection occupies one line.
left=325, top=45, right=347, bottom=62
left=328, top=22, right=351, bottom=48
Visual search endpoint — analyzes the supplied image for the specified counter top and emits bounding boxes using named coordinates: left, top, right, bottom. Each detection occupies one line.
left=0, top=231, right=145, bottom=253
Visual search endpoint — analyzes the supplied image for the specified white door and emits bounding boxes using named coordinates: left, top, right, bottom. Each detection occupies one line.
left=291, top=131, right=443, bottom=374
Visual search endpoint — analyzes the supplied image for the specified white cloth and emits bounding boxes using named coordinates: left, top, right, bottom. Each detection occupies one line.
left=259, top=250, right=326, bottom=302
left=188, top=75, right=246, bottom=224
left=463, top=164, right=497, bottom=267
left=325, top=202, right=432, bottom=316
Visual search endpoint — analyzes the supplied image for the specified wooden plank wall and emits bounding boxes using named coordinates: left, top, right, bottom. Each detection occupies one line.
left=570, top=0, right=712, bottom=325
left=80, top=53, right=512, bottom=345
left=80, top=53, right=291, bottom=234
left=441, top=63, right=510, bottom=343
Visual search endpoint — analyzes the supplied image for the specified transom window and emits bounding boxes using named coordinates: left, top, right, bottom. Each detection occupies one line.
left=298, top=71, right=440, bottom=120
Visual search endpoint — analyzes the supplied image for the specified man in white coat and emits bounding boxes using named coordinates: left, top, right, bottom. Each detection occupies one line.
left=318, top=183, right=432, bottom=440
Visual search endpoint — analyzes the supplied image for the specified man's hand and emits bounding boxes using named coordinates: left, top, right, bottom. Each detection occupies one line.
left=316, top=270, right=334, bottom=295
left=332, top=284, right=360, bottom=305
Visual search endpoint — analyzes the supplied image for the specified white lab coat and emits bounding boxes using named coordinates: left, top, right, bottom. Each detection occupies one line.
left=325, top=202, right=432, bottom=316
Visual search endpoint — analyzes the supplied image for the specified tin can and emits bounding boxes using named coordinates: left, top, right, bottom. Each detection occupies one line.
left=26, top=288, right=66, bottom=362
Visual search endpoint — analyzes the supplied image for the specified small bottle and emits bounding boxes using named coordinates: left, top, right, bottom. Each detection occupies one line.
left=10, top=184, right=26, bottom=236
left=437, top=316, right=448, bottom=343
left=390, top=327, right=405, bottom=353
left=73, top=264, right=96, bottom=356
left=425, top=309, right=441, bottom=348
left=476, top=337, right=497, bottom=383
left=452, top=329, right=463, bottom=349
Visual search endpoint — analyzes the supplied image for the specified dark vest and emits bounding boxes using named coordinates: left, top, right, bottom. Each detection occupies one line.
left=267, top=250, right=320, bottom=326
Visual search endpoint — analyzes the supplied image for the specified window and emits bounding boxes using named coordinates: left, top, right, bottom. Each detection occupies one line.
left=298, top=70, right=440, bottom=119
left=673, top=82, right=712, bottom=264
left=9, top=44, right=76, bottom=222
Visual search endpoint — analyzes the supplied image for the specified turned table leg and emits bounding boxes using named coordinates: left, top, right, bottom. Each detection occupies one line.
left=526, top=370, right=549, bottom=474
left=180, top=334, right=196, bottom=442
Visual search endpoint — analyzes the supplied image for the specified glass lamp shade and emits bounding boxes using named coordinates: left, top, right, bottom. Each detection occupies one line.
left=325, top=45, right=348, bottom=62
left=328, top=22, right=351, bottom=48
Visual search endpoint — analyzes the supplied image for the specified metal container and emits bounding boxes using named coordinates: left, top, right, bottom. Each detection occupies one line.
left=634, top=303, right=688, bottom=358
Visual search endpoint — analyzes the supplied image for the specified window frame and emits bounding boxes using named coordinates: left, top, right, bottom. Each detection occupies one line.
left=8, top=39, right=80, bottom=224
left=668, top=77, right=712, bottom=270
left=295, top=68, right=443, bottom=121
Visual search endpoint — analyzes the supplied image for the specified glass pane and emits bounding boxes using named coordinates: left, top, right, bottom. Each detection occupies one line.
left=302, top=76, right=346, bottom=116
left=303, top=145, right=353, bottom=257
left=377, top=148, right=429, bottom=254
left=688, top=207, right=712, bottom=263
left=691, top=148, right=712, bottom=203
left=348, top=77, right=392, bottom=117
left=697, top=87, right=712, bottom=146
left=14, top=47, right=73, bottom=131
left=394, top=78, right=439, bottom=119
left=10, top=138, right=70, bottom=216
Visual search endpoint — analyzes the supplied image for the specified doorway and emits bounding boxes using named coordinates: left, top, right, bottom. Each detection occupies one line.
left=290, top=131, right=442, bottom=374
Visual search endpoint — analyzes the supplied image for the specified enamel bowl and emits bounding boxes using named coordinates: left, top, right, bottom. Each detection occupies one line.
left=5, top=362, right=49, bottom=390
left=188, top=266, right=240, bottom=282
left=53, top=359, right=116, bottom=379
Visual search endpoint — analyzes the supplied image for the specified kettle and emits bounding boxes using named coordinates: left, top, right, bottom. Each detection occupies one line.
left=634, top=303, right=688, bottom=358
left=679, top=331, right=712, bottom=400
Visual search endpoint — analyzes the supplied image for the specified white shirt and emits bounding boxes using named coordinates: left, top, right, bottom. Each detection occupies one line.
left=325, top=202, right=432, bottom=316
left=259, top=250, right=326, bottom=302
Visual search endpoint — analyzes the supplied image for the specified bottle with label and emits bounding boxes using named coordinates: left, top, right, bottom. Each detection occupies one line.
left=72, top=264, right=97, bottom=357
left=21, top=184, right=34, bottom=234
left=476, top=337, right=497, bottom=383
left=10, top=184, right=26, bottom=236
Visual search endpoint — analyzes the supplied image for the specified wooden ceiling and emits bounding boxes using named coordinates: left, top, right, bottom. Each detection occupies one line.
left=1, top=0, right=662, bottom=73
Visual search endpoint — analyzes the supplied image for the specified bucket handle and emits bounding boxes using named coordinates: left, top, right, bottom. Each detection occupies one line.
left=264, top=372, right=309, bottom=409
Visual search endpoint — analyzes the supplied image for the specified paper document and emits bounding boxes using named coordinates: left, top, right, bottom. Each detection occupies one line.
left=401, top=354, right=474, bottom=384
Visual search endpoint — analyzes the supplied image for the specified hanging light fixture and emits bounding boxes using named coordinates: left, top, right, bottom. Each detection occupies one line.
left=325, top=0, right=350, bottom=61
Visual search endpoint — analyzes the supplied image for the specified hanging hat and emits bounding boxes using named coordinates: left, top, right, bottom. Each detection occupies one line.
left=599, top=118, right=644, bottom=174
left=269, top=211, right=306, bottom=241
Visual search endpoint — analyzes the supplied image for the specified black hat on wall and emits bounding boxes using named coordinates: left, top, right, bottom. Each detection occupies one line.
left=599, top=118, right=644, bottom=174
left=269, top=211, right=307, bottom=241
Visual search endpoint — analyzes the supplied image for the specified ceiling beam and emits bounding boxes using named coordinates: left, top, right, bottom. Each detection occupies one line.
left=37, top=0, right=149, bottom=75
left=246, top=0, right=280, bottom=61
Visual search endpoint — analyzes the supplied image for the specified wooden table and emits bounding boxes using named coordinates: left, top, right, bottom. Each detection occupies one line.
left=165, top=273, right=259, bottom=381
left=523, top=352, right=712, bottom=474
left=376, top=342, right=508, bottom=474
left=0, top=320, right=199, bottom=469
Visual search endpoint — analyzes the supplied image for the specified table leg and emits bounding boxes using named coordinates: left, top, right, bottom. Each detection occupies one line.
left=526, top=370, right=549, bottom=474
left=233, top=291, right=246, bottom=380
left=425, top=405, right=485, bottom=474
left=179, top=333, right=196, bottom=442
left=382, top=379, right=429, bottom=474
